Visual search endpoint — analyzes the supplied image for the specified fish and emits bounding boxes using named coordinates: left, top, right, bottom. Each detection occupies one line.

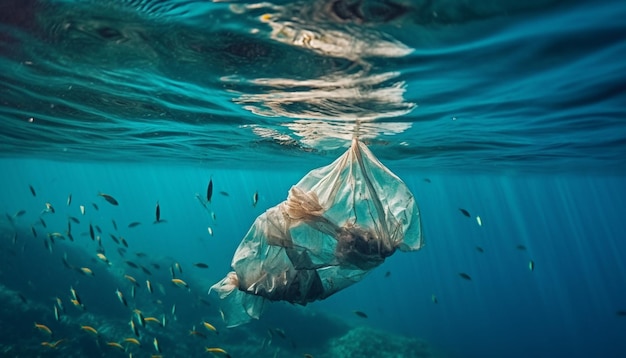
left=92, top=203, right=99, bottom=211
left=117, top=247, right=127, bottom=257
left=80, top=205, right=85, bottom=215
left=459, top=208, right=470, bottom=217
left=70, top=287, right=81, bottom=303
left=79, top=267, right=94, bottom=276
left=174, top=262, right=183, bottom=274
left=89, top=223, right=95, bottom=240
left=155, top=201, right=161, bottom=223
left=141, top=265, right=152, bottom=275
left=44, top=202, right=55, bottom=214
left=211, top=211, right=216, bottom=221
left=253, top=191, right=259, bottom=207
left=135, top=252, right=147, bottom=258
left=171, top=304, right=176, bottom=316
left=353, top=311, right=368, bottom=318
left=616, top=310, right=626, bottom=316
left=39, top=217, right=47, bottom=228
left=106, top=342, right=124, bottom=350
left=34, top=322, right=52, bottom=335
left=384, top=271, right=391, bottom=278
left=97, top=253, right=110, bottom=265
left=14, top=209, right=26, bottom=217
left=207, top=226, right=213, bottom=236
left=109, top=234, right=120, bottom=244
left=67, top=232, right=74, bottom=242
left=130, top=285, right=136, bottom=299
left=459, top=273, right=472, bottom=280
left=153, top=337, right=161, bottom=353
left=56, top=297, right=65, bottom=312
left=126, top=261, right=139, bottom=268
left=95, top=225, right=102, bottom=234
left=121, top=237, right=128, bottom=248
left=516, top=244, right=527, bottom=251
left=207, top=178, right=213, bottom=203
left=98, top=193, right=119, bottom=206
left=69, top=216, right=80, bottom=224
left=195, top=193, right=208, bottom=210
left=17, top=293, right=27, bottom=304
left=145, top=317, right=161, bottom=325
left=70, top=299, right=85, bottom=310
left=115, top=289, right=128, bottom=307
left=128, top=221, right=141, bottom=228
left=54, top=305, right=60, bottom=321
left=205, top=347, right=230, bottom=357
left=81, top=325, right=98, bottom=335
left=124, top=274, right=139, bottom=286
left=129, top=319, right=139, bottom=337
left=134, top=310, right=146, bottom=327
left=171, top=278, right=189, bottom=289
left=123, top=337, right=141, bottom=346
left=41, top=339, right=65, bottom=349
left=304, top=355, right=314, bottom=358
left=432, top=294, right=438, bottom=304
left=475, top=246, right=484, bottom=253
left=529, top=260, right=535, bottom=271
left=202, top=321, right=218, bottom=334
left=146, top=280, right=153, bottom=294
left=29, top=184, right=36, bottom=197
left=423, top=178, right=431, bottom=183
left=476, top=216, right=482, bottom=226
left=67, top=193, right=72, bottom=206
left=31, top=226, right=37, bottom=238
left=220, top=191, right=229, bottom=197
left=112, top=219, right=118, bottom=231
left=189, top=328, right=207, bottom=338
left=169, top=266, right=176, bottom=279
left=193, top=263, right=209, bottom=269
left=162, top=314, right=166, bottom=328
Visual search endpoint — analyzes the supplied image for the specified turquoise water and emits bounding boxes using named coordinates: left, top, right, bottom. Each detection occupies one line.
left=1, top=0, right=626, bottom=357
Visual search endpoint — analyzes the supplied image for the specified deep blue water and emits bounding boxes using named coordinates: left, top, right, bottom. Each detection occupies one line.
left=1, top=0, right=626, bottom=357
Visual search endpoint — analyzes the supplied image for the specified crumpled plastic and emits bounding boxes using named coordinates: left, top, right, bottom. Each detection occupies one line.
left=210, top=138, right=424, bottom=327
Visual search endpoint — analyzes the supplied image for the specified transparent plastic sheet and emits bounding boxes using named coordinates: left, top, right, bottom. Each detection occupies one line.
left=210, top=139, right=424, bottom=327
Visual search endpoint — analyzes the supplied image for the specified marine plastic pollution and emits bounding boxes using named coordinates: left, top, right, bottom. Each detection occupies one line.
left=210, top=138, right=424, bottom=327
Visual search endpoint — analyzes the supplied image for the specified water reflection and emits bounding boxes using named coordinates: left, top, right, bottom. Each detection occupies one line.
left=228, top=0, right=415, bottom=150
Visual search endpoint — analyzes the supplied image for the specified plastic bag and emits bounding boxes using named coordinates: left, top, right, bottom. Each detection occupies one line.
left=210, top=139, right=424, bottom=327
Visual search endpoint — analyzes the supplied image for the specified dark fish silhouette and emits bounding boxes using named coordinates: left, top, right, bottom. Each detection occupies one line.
left=128, top=222, right=141, bottom=228
left=69, top=216, right=80, bottom=224
left=220, top=191, right=229, bottom=197
left=459, top=208, right=471, bottom=217
left=353, top=310, right=368, bottom=318
left=384, top=271, right=391, bottom=278
left=475, top=246, right=484, bottom=253
left=193, top=263, right=209, bottom=269
left=207, top=178, right=213, bottom=203
left=529, top=260, right=535, bottom=271
left=89, top=223, right=94, bottom=240
left=126, top=261, right=139, bottom=268
left=14, top=209, right=26, bottom=218
left=253, top=191, right=259, bottom=207
left=423, top=178, right=431, bottom=183
left=29, top=185, right=36, bottom=197
left=155, top=201, right=161, bottom=223
left=616, top=310, right=626, bottom=316
left=459, top=273, right=472, bottom=280
left=98, top=193, right=119, bottom=206
left=92, top=203, right=99, bottom=211
left=111, top=219, right=118, bottom=231
left=516, top=245, right=527, bottom=251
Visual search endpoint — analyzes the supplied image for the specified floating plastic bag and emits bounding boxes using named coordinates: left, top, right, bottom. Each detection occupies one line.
left=210, top=138, right=424, bottom=327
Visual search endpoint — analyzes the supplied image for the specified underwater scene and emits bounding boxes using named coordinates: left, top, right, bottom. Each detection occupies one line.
left=1, top=0, right=626, bottom=357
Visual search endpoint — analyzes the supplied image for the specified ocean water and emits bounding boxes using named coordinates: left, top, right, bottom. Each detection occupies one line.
left=1, top=0, right=626, bottom=357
